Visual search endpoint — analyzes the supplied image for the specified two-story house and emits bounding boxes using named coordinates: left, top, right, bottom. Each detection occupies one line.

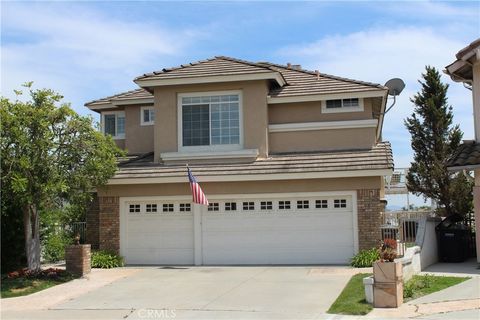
left=85, top=56, right=393, bottom=265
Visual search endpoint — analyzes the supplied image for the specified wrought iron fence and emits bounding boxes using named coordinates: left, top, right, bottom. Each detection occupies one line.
left=380, top=210, right=434, bottom=257
left=70, top=222, right=87, bottom=244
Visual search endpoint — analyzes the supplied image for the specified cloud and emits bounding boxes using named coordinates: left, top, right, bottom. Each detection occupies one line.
left=1, top=2, right=205, bottom=115
left=277, top=25, right=477, bottom=168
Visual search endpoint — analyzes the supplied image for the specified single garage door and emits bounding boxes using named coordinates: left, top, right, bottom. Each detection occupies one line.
left=120, top=193, right=357, bottom=265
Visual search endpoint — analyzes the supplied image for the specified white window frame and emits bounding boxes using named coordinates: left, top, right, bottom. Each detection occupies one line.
left=140, top=106, right=155, bottom=126
left=101, top=111, right=125, bottom=140
left=321, top=98, right=364, bottom=114
left=177, top=90, right=244, bottom=152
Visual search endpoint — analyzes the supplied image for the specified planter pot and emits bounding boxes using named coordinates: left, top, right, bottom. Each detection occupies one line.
left=65, top=244, right=91, bottom=277
left=373, top=261, right=402, bottom=283
left=373, top=260, right=403, bottom=308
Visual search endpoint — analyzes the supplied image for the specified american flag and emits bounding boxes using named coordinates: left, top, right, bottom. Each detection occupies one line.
left=187, top=167, right=209, bottom=206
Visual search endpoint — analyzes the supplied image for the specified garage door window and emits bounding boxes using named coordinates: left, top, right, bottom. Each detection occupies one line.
left=146, top=204, right=158, bottom=213
left=129, top=204, right=141, bottom=213
left=279, top=201, right=291, bottom=210
left=334, top=199, right=347, bottom=208
left=297, top=200, right=309, bottom=209
left=225, top=202, right=237, bottom=211
left=208, top=203, right=219, bottom=211
left=163, top=204, right=174, bottom=212
left=242, top=202, right=255, bottom=211
left=315, top=200, right=328, bottom=209
left=260, top=201, right=273, bottom=210
left=179, top=203, right=191, bottom=212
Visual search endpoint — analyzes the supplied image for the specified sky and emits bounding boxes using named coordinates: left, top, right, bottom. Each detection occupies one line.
left=2, top=1, right=479, bottom=208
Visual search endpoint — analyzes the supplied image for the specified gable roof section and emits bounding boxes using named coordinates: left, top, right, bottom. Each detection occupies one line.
left=85, top=88, right=153, bottom=110
left=109, top=142, right=393, bottom=184
left=86, top=56, right=387, bottom=111
left=260, top=62, right=386, bottom=103
left=134, top=56, right=286, bottom=87
left=444, top=38, right=480, bottom=83
left=446, top=141, right=480, bottom=171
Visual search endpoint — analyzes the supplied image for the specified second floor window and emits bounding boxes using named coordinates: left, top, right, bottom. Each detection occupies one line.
left=180, top=92, right=241, bottom=149
left=141, top=107, right=155, bottom=125
left=102, top=111, right=125, bottom=139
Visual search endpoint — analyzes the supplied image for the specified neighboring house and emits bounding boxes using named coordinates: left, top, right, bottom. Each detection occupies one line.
left=445, top=38, right=480, bottom=262
left=85, top=56, right=393, bottom=265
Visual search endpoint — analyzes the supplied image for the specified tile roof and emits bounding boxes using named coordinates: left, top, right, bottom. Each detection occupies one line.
left=446, top=141, right=480, bottom=170
left=135, top=56, right=277, bottom=81
left=113, top=142, right=393, bottom=180
left=86, top=56, right=386, bottom=108
left=259, top=62, right=386, bottom=98
left=85, top=88, right=152, bottom=107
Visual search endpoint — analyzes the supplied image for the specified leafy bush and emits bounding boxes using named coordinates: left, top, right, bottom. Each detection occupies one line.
left=404, top=273, right=434, bottom=298
left=350, top=248, right=380, bottom=268
left=91, top=251, right=124, bottom=268
left=42, top=232, right=72, bottom=263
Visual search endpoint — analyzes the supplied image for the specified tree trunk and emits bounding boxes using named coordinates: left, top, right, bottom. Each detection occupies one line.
left=23, top=204, right=41, bottom=271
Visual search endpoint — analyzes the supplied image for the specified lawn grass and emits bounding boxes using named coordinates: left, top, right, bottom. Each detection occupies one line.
left=1, top=272, right=75, bottom=298
left=403, top=274, right=470, bottom=301
left=327, top=273, right=373, bottom=315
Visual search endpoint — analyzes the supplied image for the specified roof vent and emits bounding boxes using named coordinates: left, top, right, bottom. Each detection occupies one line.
left=291, top=64, right=302, bottom=70
left=315, top=70, right=320, bottom=80
left=287, top=62, right=292, bottom=69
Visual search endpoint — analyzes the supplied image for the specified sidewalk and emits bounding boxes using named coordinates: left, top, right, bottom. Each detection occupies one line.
left=367, top=259, right=480, bottom=319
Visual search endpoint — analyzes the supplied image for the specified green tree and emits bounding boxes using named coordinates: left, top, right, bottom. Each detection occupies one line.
left=1, top=83, right=123, bottom=271
left=405, top=66, right=473, bottom=217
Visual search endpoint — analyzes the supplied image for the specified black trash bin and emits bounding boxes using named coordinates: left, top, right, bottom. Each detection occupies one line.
left=436, top=214, right=471, bottom=262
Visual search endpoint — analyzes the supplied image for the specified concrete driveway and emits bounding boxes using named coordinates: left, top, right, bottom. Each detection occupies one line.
left=2, top=266, right=362, bottom=320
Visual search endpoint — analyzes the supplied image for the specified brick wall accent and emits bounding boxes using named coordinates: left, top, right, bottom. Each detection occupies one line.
left=86, top=194, right=100, bottom=249
left=65, top=244, right=91, bottom=276
left=357, top=189, right=384, bottom=250
left=98, top=196, right=120, bottom=254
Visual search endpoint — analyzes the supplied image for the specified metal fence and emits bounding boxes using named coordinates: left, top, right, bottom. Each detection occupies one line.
left=70, top=222, right=87, bottom=244
left=380, top=210, right=434, bottom=257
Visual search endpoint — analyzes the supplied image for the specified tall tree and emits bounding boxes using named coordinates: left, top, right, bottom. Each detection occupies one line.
left=1, top=83, right=123, bottom=271
left=405, top=66, right=473, bottom=217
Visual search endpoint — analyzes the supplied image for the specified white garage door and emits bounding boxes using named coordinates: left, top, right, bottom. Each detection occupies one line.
left=120, top=193, right=357, bottom=265
left=121, top=201, right=194, bottom=264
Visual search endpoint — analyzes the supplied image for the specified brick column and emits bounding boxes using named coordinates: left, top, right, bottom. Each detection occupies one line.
left=86, top=194, right=100, bottom=249
left=65, top=244, right=91, bottom=276
left=99, top=196, right=120, bottom=254
left=357, top=189, right=383, bottom=250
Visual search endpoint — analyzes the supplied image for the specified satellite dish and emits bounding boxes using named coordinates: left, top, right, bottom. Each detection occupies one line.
left=382, top=78, right=405, bottom=114
left=385, top=78, right=405, bottom=96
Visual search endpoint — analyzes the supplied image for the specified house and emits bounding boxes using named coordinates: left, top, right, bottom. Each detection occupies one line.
left=85, top=56, right=393, bottom=265
left=444, top=39, right=480, bottom=262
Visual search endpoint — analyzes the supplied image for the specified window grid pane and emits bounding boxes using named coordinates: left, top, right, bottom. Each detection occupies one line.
left=334, top=199, right=347, bottom=208
left=179, top=203, right=191, bottom=212
left=279, top=201, right=291, bottom=210
left=297, top=200, right=309, bottom=209
left=104, top=115, right=116, bottom=136
left=260, top=201, right=273, bottom=210
left=208, top=203, right=219, bottom=211
left=242, top=202, right=255, bottom=211
left=117, top=116, right=125, bottom=135
left=182, top=104, right=210, bottom=146
left=315, top=200, right=328, bottom=209
left=146, top=204, right=157, bottom=213
left=225, top=202, right=237, bottom=211
left=162, top=204, right=174, bottom=212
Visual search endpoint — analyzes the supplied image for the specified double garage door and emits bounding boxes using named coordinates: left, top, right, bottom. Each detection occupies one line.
left=120, top=193, right=358, bottom=265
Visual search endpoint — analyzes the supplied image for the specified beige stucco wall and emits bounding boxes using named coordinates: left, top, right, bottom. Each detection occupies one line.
left=154, top=80, right=269, bottom=161
left=98, top=176, right=382, bottom=197
left=269, top=127, right=377, bottom=153
left=124, top=105, right=154, bottom=154
left=113, top=139, right=125, bottom=150
left=268, top=98, right=376, bottom=124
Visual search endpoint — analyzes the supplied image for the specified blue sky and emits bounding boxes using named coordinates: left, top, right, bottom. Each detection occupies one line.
left=2, top=1, right=479, bottom=207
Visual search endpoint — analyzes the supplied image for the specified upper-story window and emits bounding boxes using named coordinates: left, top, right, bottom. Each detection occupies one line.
left=102, top=111, right=125, bottom=139
left=141, top=106, right=155, bottom=126
left=322, top=98, right=363, bottom=113
left=178, top=91, right=242, bottom=151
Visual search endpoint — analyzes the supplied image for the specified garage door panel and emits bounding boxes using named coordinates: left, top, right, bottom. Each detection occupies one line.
left=121, top=194, right=356, bottom=265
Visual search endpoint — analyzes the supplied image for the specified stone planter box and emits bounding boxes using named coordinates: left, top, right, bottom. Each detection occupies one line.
left=373, top=261, right=403, bottom=308
left=65, top=244, right=91, bottom=277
